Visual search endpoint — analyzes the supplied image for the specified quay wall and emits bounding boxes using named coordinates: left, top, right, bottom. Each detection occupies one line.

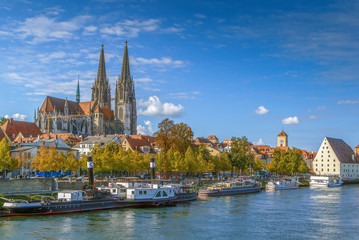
left=0, top=178, right=57, bottom=195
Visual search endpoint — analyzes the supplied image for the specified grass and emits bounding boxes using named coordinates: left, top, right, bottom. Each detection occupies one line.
left=0, top=193, right=57, bottom=207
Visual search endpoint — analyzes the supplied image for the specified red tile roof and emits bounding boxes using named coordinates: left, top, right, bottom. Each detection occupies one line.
left=40, top=96, right=83, bottom=114
left=278, top=130, right=288, bottom=136
left=79, top=101, right=94, bottom=115
left=1, top=119, right=42, bottom=141
left=207, top=135, right=218, bottom=140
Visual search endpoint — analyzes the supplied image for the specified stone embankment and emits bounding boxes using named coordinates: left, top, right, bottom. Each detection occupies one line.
left=0, top=178, right=57, bottom=195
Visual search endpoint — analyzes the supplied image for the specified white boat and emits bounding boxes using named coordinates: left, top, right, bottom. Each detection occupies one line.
left=310, top=176, right=343, bottom=187
left=266, top=179, right=298, bottom=191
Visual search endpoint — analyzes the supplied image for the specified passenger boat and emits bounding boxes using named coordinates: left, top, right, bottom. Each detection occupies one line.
left=198, top=179, right=261, bottom=197
left=0, top=157, right=176, bottom=217
left=310, top=176, right=343, bottom=187
left=265, top=179, right=298, bottom=191
left=164, top=184, right=197, bottom=202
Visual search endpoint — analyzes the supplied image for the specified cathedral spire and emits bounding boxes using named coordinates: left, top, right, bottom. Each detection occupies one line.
left=120, top=41, right=131, bottom=83
left=97, top=44, right=107, bottom=83
left=76, top=75, right=80, bottom=104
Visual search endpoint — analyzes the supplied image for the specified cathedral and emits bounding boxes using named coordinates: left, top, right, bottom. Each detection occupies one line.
left=34, top=42, right=137, bottom=135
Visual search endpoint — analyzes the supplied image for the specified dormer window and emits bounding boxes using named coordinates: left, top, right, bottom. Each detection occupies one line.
left=141, top=146, right=150, bottom=152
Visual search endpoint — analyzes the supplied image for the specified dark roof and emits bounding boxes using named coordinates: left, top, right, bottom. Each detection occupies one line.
left=326, top=137, right=359, bottom=164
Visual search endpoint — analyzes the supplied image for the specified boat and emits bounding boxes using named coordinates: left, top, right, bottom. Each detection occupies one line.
left=0, top=157, right=176, bottom=217
left=198, top=179, right=261, bottom=197
left=164, top=184, right=197, bottom=202
left=310, top=176, right=343, bottom=187
left=265, top=179, right=298, bottom=191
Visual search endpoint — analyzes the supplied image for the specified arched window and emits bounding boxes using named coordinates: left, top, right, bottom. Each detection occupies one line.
left=120, top=86, right=124, bottom=99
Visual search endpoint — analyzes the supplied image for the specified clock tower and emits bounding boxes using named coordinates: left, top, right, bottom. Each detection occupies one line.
left=277, top=130, right=288, bottom=147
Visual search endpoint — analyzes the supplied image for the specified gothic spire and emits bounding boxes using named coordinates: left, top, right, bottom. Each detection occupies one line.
left=97, top=44, right=107, bottom=83
left=120, top=41, right=131, bottom=83
left=76, top=75, right=80, bottom=104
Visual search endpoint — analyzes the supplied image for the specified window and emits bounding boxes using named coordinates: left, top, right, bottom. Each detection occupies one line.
left=321, top=169, right=323, bottom=172
left=334, top=169, right=336, bottom=172
left=132, top=191, right=134, bottom=195
left=139, top=191, right=142, bottom=195
left=327, top=164, right=329, bottom=167
left=327, top=169, right=329, bottom=172
left=155, top=191, right=161, bottom=197
left=162, top=191, right=168, bottom=197
left=144, top=191, right=147, bottom=194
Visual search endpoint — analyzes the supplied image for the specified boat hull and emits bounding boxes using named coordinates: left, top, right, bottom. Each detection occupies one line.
left=1, top=197, right=177, bottom=216
left=266, top=185, right=298, bottom=191
left=198, top=186, right=261, bottom=197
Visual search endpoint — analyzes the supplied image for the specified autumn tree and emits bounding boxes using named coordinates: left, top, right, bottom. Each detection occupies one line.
left=64, top=152, right=80, bottom=174
left=0, top=138, right=17, bottom=172
left=154, top=118, right=174, bottom=154
left=31, top=145, right=50, bottom=172
left=171, top=123, right=194, bottom=155
left=0, top=117, right=8, bottom=126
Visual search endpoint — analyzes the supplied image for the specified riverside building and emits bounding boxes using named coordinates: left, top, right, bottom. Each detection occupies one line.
left=313, top=137, right=359, bottom=180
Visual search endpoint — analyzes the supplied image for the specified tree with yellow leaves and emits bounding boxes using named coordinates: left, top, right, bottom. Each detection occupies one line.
left=64, top=152, right=79, bottom=174
left=0, top=138, right=17, bottom=173
left=31, top=145, right=50, bottom=172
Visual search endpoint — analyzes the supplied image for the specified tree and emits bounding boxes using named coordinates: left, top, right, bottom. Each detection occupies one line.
left=64, top=152, right=80, bottom=173
left=0, top=138, right=17, bottom=172
left=31, top=145, right=50, bottom=172
left=229, top=136, right=254, bottom=174
left=154, top=118, right=174, bottom=154
left=171, top=122, right=194, bottom=155
left=0, top=117, right=8, bottom=126
left=184, top=146, right=197, bottom=174
left=48, top=146, right=66, bottom=172
left=298, top=160, right=310, bottom=173
left=252, top=159, right=265, bottom=173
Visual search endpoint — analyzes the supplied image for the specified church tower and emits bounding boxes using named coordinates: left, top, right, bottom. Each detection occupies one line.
left=277, top=130, right=288, bottom=147
left=91, top=44, right=111, bottom=110
left=114, top=41, right=137, bottom=135
left=76, top=76, right=80, bottom=104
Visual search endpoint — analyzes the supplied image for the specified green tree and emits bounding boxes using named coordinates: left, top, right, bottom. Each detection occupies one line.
left=0, top=117, right=8, bottom=126
left=184, top=146, right=197, bottom=174
left=229, top=136, right=254, bottom=174
left=298, top=160, right=310, bottom=173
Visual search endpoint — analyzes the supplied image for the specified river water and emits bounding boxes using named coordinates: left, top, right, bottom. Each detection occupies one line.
left=1, top=185, right=359, bottom=240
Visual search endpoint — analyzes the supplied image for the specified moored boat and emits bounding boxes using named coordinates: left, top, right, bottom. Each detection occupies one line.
left=265, top=179, right=298, bottom=191
left=198, top=179, right=261, bottom=197
left=310, top=176, right=343, bottom=187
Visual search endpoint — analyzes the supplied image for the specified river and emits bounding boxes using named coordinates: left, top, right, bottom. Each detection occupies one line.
left=1, top=185, right=359, bottom=240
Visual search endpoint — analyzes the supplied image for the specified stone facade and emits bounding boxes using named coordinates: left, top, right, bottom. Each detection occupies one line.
left=34, top=43, right=137, bottom=135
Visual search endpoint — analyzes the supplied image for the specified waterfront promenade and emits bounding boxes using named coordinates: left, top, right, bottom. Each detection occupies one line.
left=1, top=185, right=358, bottom=240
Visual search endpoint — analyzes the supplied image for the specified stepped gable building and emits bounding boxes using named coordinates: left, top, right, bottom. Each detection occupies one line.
left=35, top=42, right=137, bottom=136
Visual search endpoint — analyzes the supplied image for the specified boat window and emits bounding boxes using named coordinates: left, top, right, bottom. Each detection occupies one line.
left=155, top=191, right=161, bottom=197
left=144, top=191, right=147, bottom=194
left=132, top=191, right=134, bottom=195
left=139, top=191, right=142, bottom=195
left=163, top=191, right=168, bottom=197
left=112, top=189, right=116, bottom=193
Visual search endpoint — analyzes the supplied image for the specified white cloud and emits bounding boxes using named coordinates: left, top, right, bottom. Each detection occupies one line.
left=338, top=100, right=359, bottom=104
left=282, top=116, right=300, bottom=125
left=253, top=138, right=264, bottom=145
left=14, top=15, right=91, bottom=43
left=255, top=106, right=269, bottom=115
left=4, top=113, right=27, bottom=121
left=137, top=120, right=154, bottom=136
left=194, top=13, right=207, bottom=19
left=132, top=57, right=185, bottom=68
left=137, top=96, right=184, bottom=117
left=100, top=19, right=160, bottom=38
left=309, top=115, right=317, bottom=119
left=317, top=105, right=326, bottom=111
left=135, top=77, right=152, bottom=83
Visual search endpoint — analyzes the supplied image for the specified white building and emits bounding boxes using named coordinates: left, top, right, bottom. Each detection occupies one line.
left=313, top=137, right=359, bottom=180
left=73, top=135, right=121, bottom=156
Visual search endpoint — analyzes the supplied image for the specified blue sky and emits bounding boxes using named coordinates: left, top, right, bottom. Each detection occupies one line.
left=1, top=0, right=359, bottom=151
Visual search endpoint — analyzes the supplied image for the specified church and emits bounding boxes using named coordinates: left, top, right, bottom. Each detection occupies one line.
left=34, top=42, right=137, bottom=136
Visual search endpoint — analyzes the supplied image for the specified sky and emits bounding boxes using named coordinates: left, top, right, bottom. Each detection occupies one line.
left=1, top=0, right=359, bottom=152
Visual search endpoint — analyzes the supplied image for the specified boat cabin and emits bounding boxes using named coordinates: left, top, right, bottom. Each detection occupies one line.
left=126, top=187, right=175, bottom=200
left=58, top=191, right=83, bottom=201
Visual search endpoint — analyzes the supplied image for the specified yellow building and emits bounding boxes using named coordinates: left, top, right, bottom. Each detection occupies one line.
left=277, top=130, right=288, bottom=147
